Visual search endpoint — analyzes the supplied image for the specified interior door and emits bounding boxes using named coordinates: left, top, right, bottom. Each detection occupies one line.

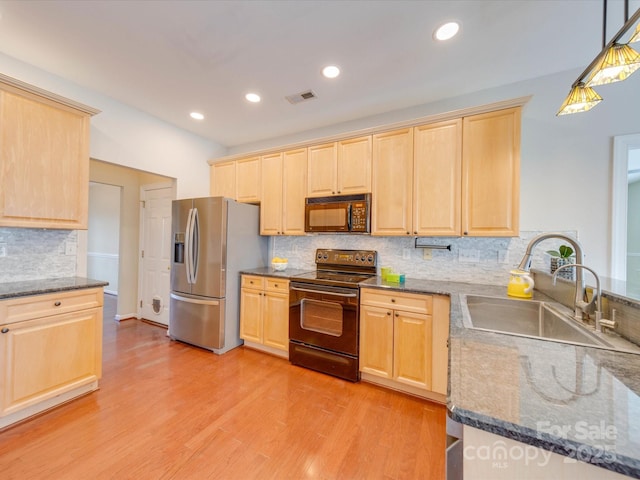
left=140, top=183, right=174, bottom=325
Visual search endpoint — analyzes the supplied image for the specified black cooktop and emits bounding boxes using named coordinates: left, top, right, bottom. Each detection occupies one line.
left=292, top=270, right=374, bottom=288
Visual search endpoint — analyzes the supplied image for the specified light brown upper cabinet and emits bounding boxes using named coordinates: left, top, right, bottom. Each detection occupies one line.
left=462, top=107, right=520, bottom=237
left=372, top=108, right=520, bottom=237
left=413, top=119, right=463, bottom=236
left=371, top=128, right=414, bottom=235
left=210, top=156, right=261, bottom=203
left=235, top=156, right=261, bottom=203
left=210, top=160, right=236, bottom=199
left=260, top=148, right=307, bottom=235
left=307, top=136, right=372, bottom=197
left=0, top=79, right=98, bottom=229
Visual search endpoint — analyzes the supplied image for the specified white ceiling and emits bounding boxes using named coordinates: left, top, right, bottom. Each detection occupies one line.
left=0, top=0, right=635, bottom=148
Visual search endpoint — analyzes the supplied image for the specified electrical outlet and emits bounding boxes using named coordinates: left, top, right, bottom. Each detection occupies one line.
left=498, top=250, right=509, bottom=264
left=0, top=243, right=6, bottom=257
left=459, top=249, right=480, bottom=263
left=65, top=242, right=77, bottom=256
left=423, top=249, right=432, bottom=260
left=402, top=248, right=411, bottom=260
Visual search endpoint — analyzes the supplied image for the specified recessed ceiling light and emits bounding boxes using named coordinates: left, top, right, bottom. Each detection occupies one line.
left=245, top=93, right=261, bottom=103
left=433, top=21, right=460, bottom=41
left=322, top=65, right=340, bottom=79
left=190, top=112, right=204, bottom=120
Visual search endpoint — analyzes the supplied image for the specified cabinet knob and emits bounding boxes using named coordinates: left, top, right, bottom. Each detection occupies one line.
left=463, top=231, right=468, bottom=236
left=395, top=313, right=399, bottom=317
left=413, top=231, right=417, bottom=235
left=1, top=327, right=8, bottom=334
left=274, top=284, right=279, bottom=288
left=391, top=298, right=396, bottom=303
left=406, top=231, right=410, bottom=235
left=54, top=301, right=62, bottom=307
left=386, top=311, right=391, bottom=316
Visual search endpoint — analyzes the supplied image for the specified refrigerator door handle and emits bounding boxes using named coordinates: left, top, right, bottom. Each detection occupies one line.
left=170, top=293, right=220, bottom=306
left=185, top=207, right=194, bottom=284
left=192, top=207, right=200, bottom=283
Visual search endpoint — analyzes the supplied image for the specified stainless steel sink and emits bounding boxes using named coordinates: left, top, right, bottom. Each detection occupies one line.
left=460, top=294, right=614, bottom=348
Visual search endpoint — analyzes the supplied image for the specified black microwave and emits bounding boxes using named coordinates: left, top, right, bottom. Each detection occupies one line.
left=304, top=193, right=371, bottom=233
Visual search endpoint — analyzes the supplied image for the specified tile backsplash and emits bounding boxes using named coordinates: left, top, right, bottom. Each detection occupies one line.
left=0, top=228, right=77, bottom=283
left=273, top=230, right=578, bottom=286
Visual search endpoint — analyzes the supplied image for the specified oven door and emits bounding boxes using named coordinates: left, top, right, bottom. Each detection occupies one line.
left=289, top=283, right=359, bottom=355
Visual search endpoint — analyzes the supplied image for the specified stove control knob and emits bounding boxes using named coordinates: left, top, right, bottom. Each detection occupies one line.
left=355, top=254, right=360, bottom=261
left=323, top=254, right=328, bottom=260
left=367, top=254, right=374, bottom=263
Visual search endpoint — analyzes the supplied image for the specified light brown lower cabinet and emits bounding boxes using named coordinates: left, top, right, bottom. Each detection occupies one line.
left=359, top=288, right=449, bottom=400
left=0, top=288, right=104, bottom=428
left=240, top=275, right=289, bottom=358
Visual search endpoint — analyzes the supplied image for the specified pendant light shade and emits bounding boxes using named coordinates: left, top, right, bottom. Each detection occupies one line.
left=630, top=22, right=640, bottom=43
left=556, top=83, right=603, bottom=116
left=585, top=43, right=640, bottom=86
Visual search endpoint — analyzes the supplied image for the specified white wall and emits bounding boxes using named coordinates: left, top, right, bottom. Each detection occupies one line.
left=0, top=51, right=225, bottom=199
left=87, top=183, right=121, bottom=294
left=228, top=68, right=640, bottom=277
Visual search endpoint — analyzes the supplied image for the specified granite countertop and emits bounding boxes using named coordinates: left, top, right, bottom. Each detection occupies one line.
left=240, top=267, right=313, bottom=279
left=0, top=277, right=109, bottom=300
left=360, top=277, right=640, bottom=479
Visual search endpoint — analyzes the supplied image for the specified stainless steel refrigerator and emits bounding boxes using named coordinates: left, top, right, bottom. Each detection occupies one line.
left=169, top=197, right=267, bottom=354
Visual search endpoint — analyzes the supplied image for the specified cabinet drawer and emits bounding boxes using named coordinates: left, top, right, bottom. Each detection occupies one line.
left=360, top=288, right=432, bottom=314
left=265, top=278, right=289, bottom=293
left=241, top=275, right=265, bottom=289
left=0, top=288, right=104, bottom=325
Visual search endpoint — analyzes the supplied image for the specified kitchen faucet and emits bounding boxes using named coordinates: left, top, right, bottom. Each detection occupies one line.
left=552, top=264, right=614, bottom=333
left=516, top=233, right=594, bottom=319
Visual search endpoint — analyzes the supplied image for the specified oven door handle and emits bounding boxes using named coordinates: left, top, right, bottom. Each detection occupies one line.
left=290, top=286, right=358, bottom=298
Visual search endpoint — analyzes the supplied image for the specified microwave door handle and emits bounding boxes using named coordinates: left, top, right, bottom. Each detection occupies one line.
left=347, top=204, right=352, bottom=231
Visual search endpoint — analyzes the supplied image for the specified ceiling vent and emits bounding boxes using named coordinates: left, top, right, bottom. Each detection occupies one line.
left=285, top=90, right=317, bottom=105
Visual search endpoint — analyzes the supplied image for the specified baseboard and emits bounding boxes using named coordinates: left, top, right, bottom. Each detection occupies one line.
left=114, top=313, right=137, bottom=322
left=360, top=372, right=446, bottom=403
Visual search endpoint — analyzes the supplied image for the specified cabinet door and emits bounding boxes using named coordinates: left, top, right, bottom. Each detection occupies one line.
left=0, top=308, right=102, bottom=416
left=236, top=156, right=261, bottom=203
left=282, top=148, right=307, bottom=235
left=0, top=90, right=90, bottom=229
left=239, top=288, right=263, bottom=343
left=260, top=153, right=284, bottom=235
left=359, top=305, right=393, bottom=378
left=210, top=161, right=236, bottom=199
left=413, top=120, right=462, bottom=236
left=393, top=310, right=432, bottom=390
left=371, top=128, right=414, bottom=235
left=431, top=295, right=450, bottom=396
left=307, top=143, right=337, bottom=197
left=263, top=291, right=289, bottom=351
left=337, top=136, right=371, bottom=195
left=462, top=107, right=520, bottom=237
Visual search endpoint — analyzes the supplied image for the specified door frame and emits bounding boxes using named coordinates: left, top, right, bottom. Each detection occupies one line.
left=137, top=181, right=176, bottom=323
left=611, top=133, right=640, bottom=280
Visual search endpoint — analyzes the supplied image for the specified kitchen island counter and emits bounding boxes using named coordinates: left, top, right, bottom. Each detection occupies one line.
left=360, top=277, right=640, bottom=478
left=0, top=276, right=109, bottom=300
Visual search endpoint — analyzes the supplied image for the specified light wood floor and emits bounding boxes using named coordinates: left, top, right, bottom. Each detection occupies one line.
left=0, top=294, right=446, bottom=479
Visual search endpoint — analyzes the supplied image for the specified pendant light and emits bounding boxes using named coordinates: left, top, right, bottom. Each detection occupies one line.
left=556, top=83, right=602, bottom=116
left=586, top=43, right=640, bottom=86
left=556, top=1, right=640, bottom=116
